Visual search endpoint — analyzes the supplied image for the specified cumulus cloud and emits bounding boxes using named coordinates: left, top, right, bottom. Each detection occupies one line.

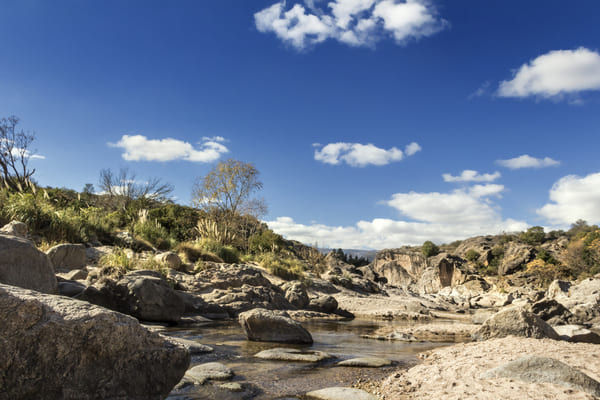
left=109, top=135, right=228, bottom=163
left=496, top=154, right=560, bottom=169
left=314, top=141, right=420, bottom=167
left=443, top=169, right=501, bottom=183
left=268, top=184, right=526, bottom=248
left=537, top=172, right=600, bottom=225
left=254, top=0, right=447, bottom=50
left=498, top=47, right=600, bottom=99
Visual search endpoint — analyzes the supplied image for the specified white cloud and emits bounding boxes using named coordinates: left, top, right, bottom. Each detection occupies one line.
left=314, top=141, right=419, bottom=167
left=443, top=169, right=501, bottom=183
left=498, top=47, right=600, bottom=99
left=537, top=172, right=600, bottom=225
left=268, top=184, right=527, bottom=248
left=254, top=0, right=446, bottom=50
left=109, top=135, right=228, bottom=163
left=404, top=141, right=422, bottom=156
left=496, top=154, right=560, bottom=169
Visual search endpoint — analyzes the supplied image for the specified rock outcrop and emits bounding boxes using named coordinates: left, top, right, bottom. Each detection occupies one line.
left=0, top=233, right=57, bottom=294
left=78, top=270, right=184, bottom=323
left=239, top=308, right=313, bottom=344
left=0, top=283, right=190, bottom=400
left=0, top=221, right=28, bottom=238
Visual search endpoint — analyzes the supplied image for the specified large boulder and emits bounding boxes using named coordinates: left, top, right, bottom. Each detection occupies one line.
left=525, top=299, right=575, bottom=325
left=202, top=283, right=291, bottom=317
left=0, top=233, right=57, bottom=294
left=307, top=295, right=338, bottom=314
left=78, top=270, right=184, bottom=323
left=472, top=307, right=559, bottom=341
left=283, top=281, right=309, bottom=309
left=547, top=277, right=600, bottom=323
left=46, top=243, right=87, bottom=271
left=0, top=283, right=190, bottom=399
left=239, top=308, right=313, bottom=344
left=154, top=251, right=182, bottom=271
left=175, top=291, right=229, bottom=319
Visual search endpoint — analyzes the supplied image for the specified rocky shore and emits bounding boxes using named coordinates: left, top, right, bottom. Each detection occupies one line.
left=2, top=220, right=600, bottom=399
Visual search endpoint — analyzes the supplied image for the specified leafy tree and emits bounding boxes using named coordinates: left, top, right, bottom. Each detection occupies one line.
left=519, top=226, right=546, bottom=245
left=0, top=116, right=37, bottom=192
left=422, top=241, right=439, bottom=257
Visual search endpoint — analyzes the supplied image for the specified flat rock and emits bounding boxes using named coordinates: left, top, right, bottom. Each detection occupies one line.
left=305, top=387, right=378, bottom=400
left=184, top=362, right=233, bottom=382
left=553, top=325, right=600, bottom=344
left=162, top=336, right=214, bottom=354
left=481, top=356, right=600, bottom=397
left=219, top=382, right=244, bottom=392
left=361, top=331, right=419, bottom=342
left=254, top=348, right=333, bottom=362
left=337, top=357, right=392, bottom=367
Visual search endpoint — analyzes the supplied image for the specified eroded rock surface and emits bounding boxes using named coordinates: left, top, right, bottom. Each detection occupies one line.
left=239, top=308, right=313, bottom=344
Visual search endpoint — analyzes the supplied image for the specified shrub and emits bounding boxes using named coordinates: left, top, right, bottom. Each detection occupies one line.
left=258, top=253, right=305, bottom=281
left=465, top=249, right=480, bottom=262
left=519, top=226, right=546, bottom=245
left=249, top=230, right=284, bottom=254
left=133, top=219, right=171, bottom=250
left=196, top=238, right=239, bottom=264
left=422, top=241, right=439, bottom=257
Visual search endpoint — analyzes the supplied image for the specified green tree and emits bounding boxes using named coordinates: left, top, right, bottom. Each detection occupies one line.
left=519, top=226, right=546, bottom=245
left=422, top=240, right=439, bottom=257
left=465, top=249, right=480, bottom=262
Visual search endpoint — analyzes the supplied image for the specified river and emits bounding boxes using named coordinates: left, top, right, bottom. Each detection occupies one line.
left=165, top=319, right=455, bottom=399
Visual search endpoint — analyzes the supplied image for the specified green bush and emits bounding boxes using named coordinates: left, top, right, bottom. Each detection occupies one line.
left=519, top=226, right=546, bottom=245
left=133, top=219, right=171, bottom=250
left=258, top=253, right=305, bottom=281
left=422, top=241, right=439, bottom=257
left=249, top=230, right=284, bottom=254
left=465, top=249, right=480, bottom=262
left=197, top=239, right=239, bottom=263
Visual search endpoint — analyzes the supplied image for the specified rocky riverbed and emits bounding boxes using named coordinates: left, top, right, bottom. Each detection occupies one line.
left=2, top=221, right=600, bottom=399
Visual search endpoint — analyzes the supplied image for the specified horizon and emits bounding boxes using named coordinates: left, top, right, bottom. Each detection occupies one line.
left=2, top=0, right=600, bottom=250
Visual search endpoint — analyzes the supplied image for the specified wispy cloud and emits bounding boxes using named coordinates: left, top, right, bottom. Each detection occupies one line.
left=268, top=183, right=526, bottom=248
left=498, top=47, right=600, bottom=100
left=443, top=169, right=501, bottom=183
left=109, top=135, right=228, bottom=162
left=314, top=141, right=420, bottom=167
left=537, top=171, right=600, bottom=226
left=254, top=0, right=447, bottom=51
left=496, top=154, right=560, bottom=169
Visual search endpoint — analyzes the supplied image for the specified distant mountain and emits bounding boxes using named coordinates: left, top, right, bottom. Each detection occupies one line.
left=320, top=248, right=378, bottom=262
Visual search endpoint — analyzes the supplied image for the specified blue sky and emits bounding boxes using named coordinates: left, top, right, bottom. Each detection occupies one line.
left=2, top=0, right=600, bottom=249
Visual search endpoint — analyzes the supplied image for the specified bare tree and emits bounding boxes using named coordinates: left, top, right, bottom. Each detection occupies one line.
left=98, top=167, right=174, bottom=211
left=192, top=159, right=266, bottom=245
left=0, top=116, right=37, bottom=192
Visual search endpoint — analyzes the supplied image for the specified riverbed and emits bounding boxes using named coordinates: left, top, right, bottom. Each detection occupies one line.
left=164, top=319, right=458, bottom=399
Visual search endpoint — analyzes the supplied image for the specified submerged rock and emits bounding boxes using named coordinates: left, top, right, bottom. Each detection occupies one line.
left=337, top=357, right=392, bottom=367
left=184, top=362, right=233, bottom=382
left=0, top=283, right=190, bottom=400
left=239, top=308, right=313, bottom=344
left=254, top=348, right=333, bottom=362
left=305, top=387, right=378, bottom=400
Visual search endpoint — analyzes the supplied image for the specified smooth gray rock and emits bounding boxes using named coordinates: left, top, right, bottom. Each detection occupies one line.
left=472, top=307, right=559, bottom=341
left=254, top=348, right=333, bottom=362
left=305, top=387, right=378, bottom=400
left=163, top=336, right=214, bottom=354
left=239, top=308, right=313, bottom=344
left=0, top=233, right=57, bottom=294
left=0, top=283, right=190, bottom=400
left=58, top=280, right=87, bottom=297
left=283, top=281, right=309, bottom=309
left=481, top=356, right=600, bottom=397
left=307, top=295, right=338, bottom=314
left=184, top=362, right=233, bottom=382
left=46, top=243, right=87, bottom=270
left=337, top=357, right=392, bottom=367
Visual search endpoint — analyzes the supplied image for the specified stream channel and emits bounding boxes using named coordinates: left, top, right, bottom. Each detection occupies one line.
left=165, top=319, right=455, bottom=400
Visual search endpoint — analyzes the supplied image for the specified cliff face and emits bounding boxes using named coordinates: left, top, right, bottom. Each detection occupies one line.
left=371, top=248, right=466, bottom=294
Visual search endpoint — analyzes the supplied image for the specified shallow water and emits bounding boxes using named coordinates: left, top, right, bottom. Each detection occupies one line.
left=165, top=319, right=453, bottom=400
